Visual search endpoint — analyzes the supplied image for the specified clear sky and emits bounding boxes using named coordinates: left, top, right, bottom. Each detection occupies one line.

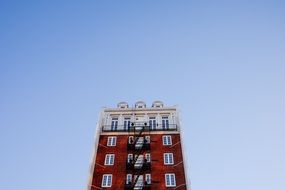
left=0, top=0, right=284, bottom=190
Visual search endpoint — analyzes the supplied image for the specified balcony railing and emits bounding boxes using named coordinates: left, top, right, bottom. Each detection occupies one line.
left=125, top=183, right=151, bottom=190
left=127, top=142, right=151, bottom=151
left=126, top=161, right=151, bottom=171
left=102, top=124, right=177, bottom=132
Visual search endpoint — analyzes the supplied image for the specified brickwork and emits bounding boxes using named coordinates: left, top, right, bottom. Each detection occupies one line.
left=91, top=134, right=187, bottom=190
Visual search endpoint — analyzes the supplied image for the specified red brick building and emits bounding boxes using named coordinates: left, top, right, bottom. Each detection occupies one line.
left=87, top=101, right=189, bottom=190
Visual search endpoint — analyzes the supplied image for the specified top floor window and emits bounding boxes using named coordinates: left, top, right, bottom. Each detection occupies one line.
left=124, top=118, right=131, bottom=130
left=152, top=101, right=164, bottom=108
left=135, top=101, right=146, bottom=109
left=149, top=117, right=156, bottom=130
left=117, top=102, right=129, bottom=109
left=162, top=116, right=169, bottom=129
left=111, top=118, right=118, bottom=130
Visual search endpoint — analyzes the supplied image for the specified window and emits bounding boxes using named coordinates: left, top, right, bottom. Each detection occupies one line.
left=102, top=174, right=112, bottom=187
left=162, top=116, right=169, bottom=129
left=165, top=173, right=176, bottom=187
left=107, top=137, right=117, bottom=146
left=111, top=118, right=118, bottom=130
left=164, top=153, right=174, bottom=165
left=104, top=154, right=115, bottom=165
left=126, top=174, right=132, bottom=184
left=118, top=102, right=128, bottom=109
left=128, top=154, right=133, bottom=163
left=145, top=136, right=150, bottom=143
left=145, top=153, right=151, bottom=162
left=149, top=117, right=156, bottom=130
left=162, top=135, right=172, bottom=145
left=145, top=174, right=151, bottom=184
left=124, top=118, right=131, bottom=130
left=135, top=101, right=146, bottom=108
left=128, top=136, right=134, bottom=144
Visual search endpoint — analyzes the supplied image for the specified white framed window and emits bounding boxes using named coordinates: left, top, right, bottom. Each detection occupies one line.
left=145, top=136, right=150, bottom=143
left=128, top=136, right=134, bottom=144
left=149, top=116, right=156, bottom=130
left=111, top=118, right=118, bottom=130
left=162, top=116, right=169, bottom=129
left=145, top=174, right=151, bottom=184
left=104, top=154, right=115, bottom=165
left=145, top=153, right=151, bottom=162
left=165, top=173, right=176, bottom=187
left=126, top=174, right=132, bottom=184
left=102, top=174, right=112, bottom=187
left=107, top=136, right=117, bottom=146
left=164, top=153, right=174, bottom=165
left=124, top=118, right=131, bottom=130
left=162, top=135, right=172, bottom=145
left=128, top=154, right=133, bottom=163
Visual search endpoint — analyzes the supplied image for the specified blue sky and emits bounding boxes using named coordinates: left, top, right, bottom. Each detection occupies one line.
left=0, top=0, right=285, bottom=190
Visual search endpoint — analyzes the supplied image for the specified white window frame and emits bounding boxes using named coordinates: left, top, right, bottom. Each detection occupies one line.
left=165, top=173, right=176, bottom=187
left=124, top=118, right=131, bottom=130
left=102, top=174, right=112, bottom=187
left=149, top=116, right=156, bottom=130
left=145, top=174, right=151, bottom=184
left=164, top=153, right=174, bottom=165
left=162, top=116, right=169, bottom=129
left=145, top=153, right=151, bottom=162
left=107, top=136, right=117, bottom=146
left=128, top=154, right=133, bottom=163
left=104, top=154, right=115, bottom=165
left=162, top=135, right=172, bottom=146
left=128, top=136, right=134, bottom=144
left=126, top=174, right=132, bottom=184
left=111, top=118, right=118, bottom=130
left=145, top=136, right=150, bottom=143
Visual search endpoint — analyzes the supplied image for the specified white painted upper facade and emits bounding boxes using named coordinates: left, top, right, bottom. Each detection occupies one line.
left=99, top=101, right=181, bottom=133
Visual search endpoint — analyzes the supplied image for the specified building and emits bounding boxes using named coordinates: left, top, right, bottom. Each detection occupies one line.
left=87, top=101, right=189, bottom=190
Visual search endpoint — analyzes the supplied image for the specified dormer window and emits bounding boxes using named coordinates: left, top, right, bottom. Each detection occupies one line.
left=152, top=101, right=164, bottom=108
left=135, top=101, right=146, bottom=109
left=117, top=102, right=129, bottom=109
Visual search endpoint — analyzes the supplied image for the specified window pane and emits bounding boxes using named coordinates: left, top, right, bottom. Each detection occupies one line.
left=103, top=176, right=107, bottom=185
left=170, top=175, right=175, bottom=185
left=164, top=136, right=167, bottom=145
left=169, top=154, right=173, bottom=164
left=166, top=175, right=170, bottom=185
